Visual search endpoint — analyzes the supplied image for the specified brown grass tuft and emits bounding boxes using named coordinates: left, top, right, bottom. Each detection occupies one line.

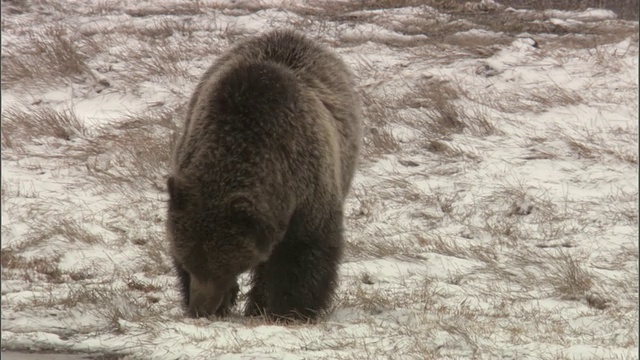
left=472, top=82, right=584, bottom=115
left=112, top=40, right=196, bottom=83
left=547, top=253, right=594, bottom=301
left=364, top=127, right=401, bottom=157
left=402, top=79, right=500, bottom=137
left=2, top=25, right=98, bottom=89
left=1, top=250, right=64, bottom=283
left=2, top=106, right=86, bottom=149
left=85, top=107, right=180, bottom=192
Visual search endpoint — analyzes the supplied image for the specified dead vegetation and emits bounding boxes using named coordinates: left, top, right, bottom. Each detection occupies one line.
left=1, top=250, right=64, bottom=283
left=469, top=81, right=585, bottom=115
left=84, top=106, right=180, bottom=192
left=402, top=78, right=500, bottom=137
left=1, top=25, right=99, bottom=90
left=2, top=106, right=87, bottom=149
left=547, top=253, right=595, bottom=300
left=111, top=39, right=198, bottom=83
left=283, top=0, right=639, bottom=55
left=365, top=127, right=401, bottom=157
left=23, top=217, right=104, bottom=247
left=423, top=139, right=479, bottom=160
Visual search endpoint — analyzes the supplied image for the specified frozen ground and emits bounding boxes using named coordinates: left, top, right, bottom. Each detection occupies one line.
left=1, top=0, right=638, bottom=359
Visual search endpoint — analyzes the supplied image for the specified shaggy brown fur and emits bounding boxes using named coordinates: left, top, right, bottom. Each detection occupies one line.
left=166, top=30, right=362, bottom=321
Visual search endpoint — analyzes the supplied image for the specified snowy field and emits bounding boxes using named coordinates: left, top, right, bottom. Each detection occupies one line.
left=1, top=0, right=638, bottom=359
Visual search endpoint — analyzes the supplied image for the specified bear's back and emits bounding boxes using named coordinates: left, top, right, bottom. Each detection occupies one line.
left=173, top=30, right=361, bottom=201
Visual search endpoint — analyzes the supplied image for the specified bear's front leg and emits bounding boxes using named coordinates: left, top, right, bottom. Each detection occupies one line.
left=217, top=281, right=239, bottom=316
left=245, top=210, right=343, bottom=322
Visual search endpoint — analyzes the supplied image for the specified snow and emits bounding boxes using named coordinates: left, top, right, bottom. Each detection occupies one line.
left=1, top=0, right=638, bottom=359
left=543, top=8, right=618, bottom=22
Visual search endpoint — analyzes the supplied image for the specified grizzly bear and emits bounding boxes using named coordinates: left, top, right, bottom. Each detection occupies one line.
left=166, top=29, right=362, bottom=321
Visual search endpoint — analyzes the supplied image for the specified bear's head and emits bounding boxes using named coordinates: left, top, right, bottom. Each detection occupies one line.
left=166, top=174, right=277, bottom=317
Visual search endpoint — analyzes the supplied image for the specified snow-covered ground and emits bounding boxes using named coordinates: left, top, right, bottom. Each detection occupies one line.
left=1, top=1, right=638, bottom=359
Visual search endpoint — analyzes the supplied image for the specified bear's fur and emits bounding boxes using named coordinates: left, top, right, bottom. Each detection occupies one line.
left=166, top=30, right=362, bottom=321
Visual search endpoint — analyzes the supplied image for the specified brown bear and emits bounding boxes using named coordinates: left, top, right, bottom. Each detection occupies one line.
left=166, top=29, right=362, bottom=321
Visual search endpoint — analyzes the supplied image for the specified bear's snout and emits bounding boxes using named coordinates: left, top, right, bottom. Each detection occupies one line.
left=188, top=276, right=236, bottom=317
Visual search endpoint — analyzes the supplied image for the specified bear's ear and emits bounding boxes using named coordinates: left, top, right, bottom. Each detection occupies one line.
left=167, top=175, right=188, bottom=211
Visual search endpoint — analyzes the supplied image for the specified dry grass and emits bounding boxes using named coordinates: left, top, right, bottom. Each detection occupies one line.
left=404, top=79, right=465, bottom=133
left=84, top=107, right=180, bottom=192
left=358, top=90, right=406, bottom=158
left=101, top=19, right=239, bottom=87
left=296, top=0, right=639, bottom=57
left=2, top=106, right=87, bottom=149
left=111, top=41, right=196, bottom=83
left=1, top=25, right=99, bottom=90
left=2, top=0, right=31, bottom=15
left=334, top=274, right=439, bottom=315
left=422, top=139, right=479, bottom=160
left=559, top=126, right=639, bottom=165
left=68, top=284, right=172, bottom=335
left=136, top=231, right=173, bottom=277
left=522, top=137, right=559, bottom=160
left=1, top=250, right=64, bottom=283
left=603, top=189, right=639, bottom=225
left=401, top=79, right=500, bottom=137
left=547, top=253, right=594, bottom=299
left=22, top=217, right=104, bottom=247
left=427, top=0, right=638, bottom=35
left=470, top=81, right=584, bottom=115
left=364, top=127, right=401, bottom=157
